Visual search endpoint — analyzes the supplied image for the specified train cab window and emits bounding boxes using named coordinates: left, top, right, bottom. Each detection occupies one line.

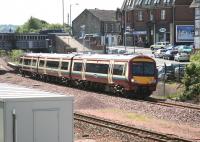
left=39, top=60, right=45, bottom=67
left=61, top=62, right=69, bottom=70
left=113, top=64, right=124, bottom=76
left=32, top=60, right=37, bottom=66
left=86, top=63, right=109, bottom=74
left=46, top=61, right=59, bottom=69
left=73, top=62, right=82, bottom=71
left=24, top=59, right=31, bottom=65
left=132, top=62, right=155, bottom=76
left=143, top=63, right=155, bottom=76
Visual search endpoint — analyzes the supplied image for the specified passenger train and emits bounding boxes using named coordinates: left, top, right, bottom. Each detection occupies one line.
left=16, top=53, right=158, bottom=98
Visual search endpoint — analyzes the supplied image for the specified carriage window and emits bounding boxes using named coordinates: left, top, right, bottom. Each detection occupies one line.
left=19, top=58, right=23, bottom=64
left=39, top=60, right=45, bottom=67
left=61, top=62, right=69, bottom=70
left=73, top=62, right=82, bottom=71
left=46, top=61, right=59, bottom=69
left=86, top=63, right=109, bottom=74
left=113, top=64, right=124, bottom=75
left=24, top=59, right=31, bottom=65
left=32, top=60, right=37, bottom=66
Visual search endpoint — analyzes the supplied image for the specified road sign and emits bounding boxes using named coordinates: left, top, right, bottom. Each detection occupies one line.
left=159, top=28, right=166, bottom=33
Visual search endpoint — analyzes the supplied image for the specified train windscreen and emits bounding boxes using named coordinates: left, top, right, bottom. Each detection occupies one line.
left=132, top=62, right=155, bottom=76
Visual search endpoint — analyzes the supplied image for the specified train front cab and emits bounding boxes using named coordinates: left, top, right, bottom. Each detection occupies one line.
left=129, top=56, right=158, bottom=98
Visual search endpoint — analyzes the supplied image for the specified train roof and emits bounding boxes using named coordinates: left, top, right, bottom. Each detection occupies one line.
left=23, top=53, right=78, bottom=58
left=22, top=53, right=154, bottom=62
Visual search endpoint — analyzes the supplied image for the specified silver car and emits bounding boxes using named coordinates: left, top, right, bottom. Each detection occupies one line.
left=174, top=52, right=190, bottom=62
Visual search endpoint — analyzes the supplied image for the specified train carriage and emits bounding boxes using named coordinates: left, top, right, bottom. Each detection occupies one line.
left=17, top=53, right=158, bottom=98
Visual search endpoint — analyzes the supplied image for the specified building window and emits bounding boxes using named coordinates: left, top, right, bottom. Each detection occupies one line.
left=154, top=0, right=160, bottom=4
left=105, top=24, right=108, bottom=33
left=138, top=11, right=143, bottom=21
left=163, top=0, right=171, bottom=3
left=161, top=9, right=166, bottom=20
left=150, top=11, right=154, bottom=21
left=145, top=0, right=152, bottom=5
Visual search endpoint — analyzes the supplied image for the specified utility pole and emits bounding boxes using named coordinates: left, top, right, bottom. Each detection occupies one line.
left=62, top=0, right=65, bottom=31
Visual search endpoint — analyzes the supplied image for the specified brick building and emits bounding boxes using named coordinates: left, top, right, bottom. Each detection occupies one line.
left=191, top=0, right=200, bottom=49
left=120, top=0, right=194, bottom=47
left=72, top=9, right=121, bottom=47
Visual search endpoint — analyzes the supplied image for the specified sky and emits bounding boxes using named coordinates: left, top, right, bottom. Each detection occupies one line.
left=0, top=0, right=123, bottom=25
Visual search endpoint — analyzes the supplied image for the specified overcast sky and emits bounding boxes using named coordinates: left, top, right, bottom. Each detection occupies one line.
left=0, top=0, right=123, bottom=25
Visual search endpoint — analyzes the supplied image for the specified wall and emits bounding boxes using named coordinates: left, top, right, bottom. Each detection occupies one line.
left=72, top=10, right=101, bottom=38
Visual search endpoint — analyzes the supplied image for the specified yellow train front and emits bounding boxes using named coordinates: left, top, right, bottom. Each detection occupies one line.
left=126, top=55, right=158, bottom=98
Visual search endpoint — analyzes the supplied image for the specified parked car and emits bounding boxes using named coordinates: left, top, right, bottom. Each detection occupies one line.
left=150, top=42, right=170, bottom=50
left=177, top=45, right=193, bottom=54
left=174, top=52, right=190, bottom=62
left=165, top=45, right=175, bottom=50
left=163, top=50, right=178, bottom=60
left=157, top=65, right=175, bottom=81
left=154, top=49, right=167, bottom=58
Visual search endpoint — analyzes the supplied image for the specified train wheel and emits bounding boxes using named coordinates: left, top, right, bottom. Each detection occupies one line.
left=112, top=85, right=125, bottom=97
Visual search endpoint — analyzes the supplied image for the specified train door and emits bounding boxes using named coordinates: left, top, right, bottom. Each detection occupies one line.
left=108, top=60, right=114, bottom=84
left=58, top=58, right=62, bottom=77
left=81, top=59, right=86, bottom=80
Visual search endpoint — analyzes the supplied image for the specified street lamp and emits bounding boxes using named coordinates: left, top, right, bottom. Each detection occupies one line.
left=62, top=0, right=65, bottom=31
left=70, top=3, right=79, bottom=33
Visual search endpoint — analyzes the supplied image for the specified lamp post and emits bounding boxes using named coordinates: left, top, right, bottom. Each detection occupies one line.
left=124, top=8, right=127, bottom=52
left=70, top=3, right=79, bottom=34
left=62, top=0, right=65, bottom=31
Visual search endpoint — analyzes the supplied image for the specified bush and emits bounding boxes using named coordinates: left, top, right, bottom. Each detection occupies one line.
left=181, top=63, right=200, bottom=101
left=9, top=50, right=24, bottom=62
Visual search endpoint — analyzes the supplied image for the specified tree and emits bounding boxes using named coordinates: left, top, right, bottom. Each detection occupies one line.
left=15, top=17, right=70, bottom=33
left=181, top=52, right=200, bottom=101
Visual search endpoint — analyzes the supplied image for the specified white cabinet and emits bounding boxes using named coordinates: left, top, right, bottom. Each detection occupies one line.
left=0, top=83, right=73, bottom=142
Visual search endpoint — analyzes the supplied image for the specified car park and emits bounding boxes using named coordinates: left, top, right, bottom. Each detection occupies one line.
left=163, top=50, right=178, bottom=60
left=157, top=65, right=174, bottom=81
left=158, top=63, right=187, bottom=81
left=174, top=52, right=190, bottom=62
left=154, top=49, right=167, bottom=58
left=150, top=42, right=170, bottom=50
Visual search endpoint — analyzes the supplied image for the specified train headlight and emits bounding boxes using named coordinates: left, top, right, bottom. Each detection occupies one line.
left=131, top=79, right=135, bottom=83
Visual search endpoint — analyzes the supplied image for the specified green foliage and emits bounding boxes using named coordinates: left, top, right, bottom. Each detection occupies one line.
left=181, top=63, right=200, bottom=101
left=15, top=16, right=70, bottom=33
left=0, top=50, right=7, bottom=57
left=9, top=50, right=24, bottom=62
left=190, top=51, right=200, bottom=63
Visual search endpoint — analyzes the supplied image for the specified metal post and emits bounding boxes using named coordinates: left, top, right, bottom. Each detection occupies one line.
left=70, top=3, right=79, bottom=35
left=70, top=4, right=72, bottom=27
left=62, top=0, right=65, bottom=30
left=163, top=63, right=166, bottom=96
left=124, top=9, right=127, bottom=52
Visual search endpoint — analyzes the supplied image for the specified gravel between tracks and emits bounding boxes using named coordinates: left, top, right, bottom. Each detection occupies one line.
left=0, top=58, right=200, bottom=141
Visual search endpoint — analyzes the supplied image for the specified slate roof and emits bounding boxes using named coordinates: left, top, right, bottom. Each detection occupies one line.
left=121, top=0, right=192, bottom=10
left=88, top=9, right=117, bottom=22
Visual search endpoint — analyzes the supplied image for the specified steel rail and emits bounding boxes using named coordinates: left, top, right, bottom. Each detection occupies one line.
left=74, top=112, right=194, bottom=142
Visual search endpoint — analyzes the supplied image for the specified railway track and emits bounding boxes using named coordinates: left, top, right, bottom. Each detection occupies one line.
left=142, top=98, right=200, bottom=112
left=5, top=61, right=200, bottom=112
left=74, top=112, right=194, bottom=142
